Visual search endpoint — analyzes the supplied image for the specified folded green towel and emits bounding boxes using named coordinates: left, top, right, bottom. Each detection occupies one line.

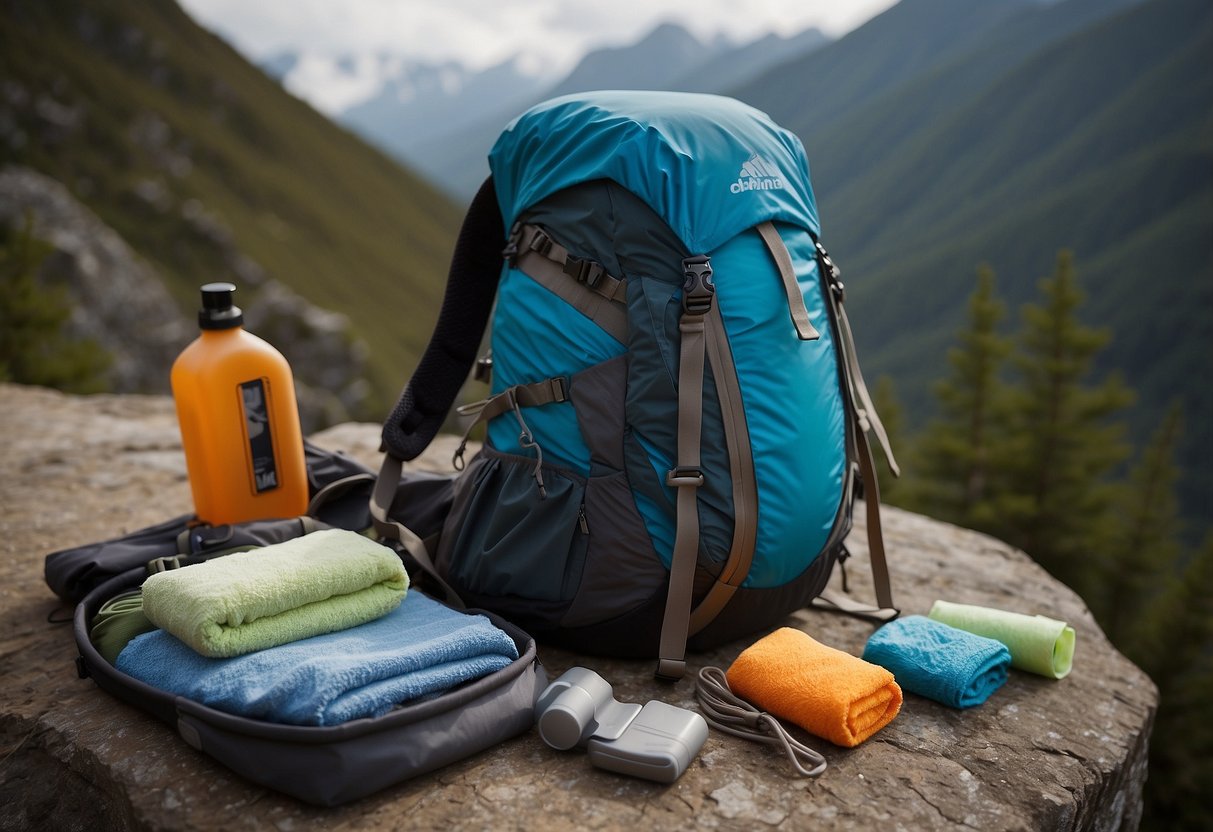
left=928, top=600, right=1075, bottom=679
left=141, top=529, right=408, bottom=658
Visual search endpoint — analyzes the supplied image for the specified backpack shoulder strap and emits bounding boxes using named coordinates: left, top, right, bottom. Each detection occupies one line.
left=375, top=177, right=505, bottom=607
left=381, top=176, right=505, bottom=461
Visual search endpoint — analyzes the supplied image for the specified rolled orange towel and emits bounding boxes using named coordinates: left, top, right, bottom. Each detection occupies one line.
left=726, top=627, right=902, bottom=748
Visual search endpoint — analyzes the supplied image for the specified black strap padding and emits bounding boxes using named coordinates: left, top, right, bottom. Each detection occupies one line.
left=381, top=176, right=505, bottom=460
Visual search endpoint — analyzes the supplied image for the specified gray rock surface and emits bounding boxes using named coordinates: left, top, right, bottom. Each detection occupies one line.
left=0, top=165, right=193, bottom=394
left=0, top=383, right=1157, bottom=831
left=0, top=166, right=372, bottom=430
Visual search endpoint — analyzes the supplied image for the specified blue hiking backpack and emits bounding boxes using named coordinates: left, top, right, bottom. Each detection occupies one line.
left=375, top=91, right=899, bottom=679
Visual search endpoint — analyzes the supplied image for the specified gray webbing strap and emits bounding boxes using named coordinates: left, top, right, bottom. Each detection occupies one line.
left=508, top=224, right=629, bottom=343
left=656, top=256, right=714, bottom=681
left=757, top=222, right=820, bottom=341
left=456, top=377, right=568, bottom=425
left=370, top=453, right=464, bottom=608
left=451, top=377, right=569, bottom=470
left=510, top=224, right=628, bottom=302
left=836, top=304, right=899, bottom=476
left=811, top=425, right=896, bottom=621
left=853, top=425, right=895, bottom=611
left=687, top=303, right=757, bottom=636
left=815, top=243, right=897, bottom=620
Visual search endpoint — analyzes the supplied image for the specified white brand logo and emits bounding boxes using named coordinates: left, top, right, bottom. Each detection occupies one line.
left=729, top=153, right=784, bottom=194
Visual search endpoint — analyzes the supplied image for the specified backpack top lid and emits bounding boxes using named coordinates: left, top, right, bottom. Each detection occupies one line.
left=489, top=90, right=820, bottom=253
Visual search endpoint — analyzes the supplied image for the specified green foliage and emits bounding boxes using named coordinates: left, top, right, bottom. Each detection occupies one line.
left=902, top=265, right=1011, bottom=526
left=740, top=0, right=1213, bottom=535
left=1131, top=535, right=1213, bottom=830
left=0, top=220, right=110, bottom=392
left=0, top=0, right=462, bottom=414
left=1095, top=403, right=1185, bottom=647
left=980, top=251, right=1133, bottom=598
left=912, top=252, right=1211, bottom=829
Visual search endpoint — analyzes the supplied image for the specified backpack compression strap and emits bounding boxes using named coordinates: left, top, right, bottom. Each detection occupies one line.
left=814, top=243, right=898, bottom=622
left=656, top=256, right=715, bottom=681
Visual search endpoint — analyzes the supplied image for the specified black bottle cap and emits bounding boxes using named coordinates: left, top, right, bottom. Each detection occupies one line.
left=198, top=282, right=244, bottom=330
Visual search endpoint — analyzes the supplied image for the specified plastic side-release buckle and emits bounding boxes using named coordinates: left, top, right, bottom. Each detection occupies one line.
left=563, top=255, right=606, bottom=289
left=147, top=554, right=183, bottom=574
left=681, top=256, right=714, bottom=315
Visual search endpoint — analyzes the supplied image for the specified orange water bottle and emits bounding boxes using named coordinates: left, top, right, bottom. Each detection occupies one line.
left=171, top=283, right=308, bottom=525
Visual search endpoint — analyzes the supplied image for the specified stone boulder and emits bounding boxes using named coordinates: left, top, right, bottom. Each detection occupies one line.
left=0, top=166, right=373, bottom=430
left=0, top=384, right=1157, bottom=831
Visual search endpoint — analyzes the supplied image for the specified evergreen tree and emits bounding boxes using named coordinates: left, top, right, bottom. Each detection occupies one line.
left=0, top=219, right=109, bottom=393
left=1135, top=534, right=1213, bottom=830
left=905, top=265, right=1011, bottom=527
left=984, top=251, right=1133, bottom=598
left=1095, top=402, right=1184, bottom=645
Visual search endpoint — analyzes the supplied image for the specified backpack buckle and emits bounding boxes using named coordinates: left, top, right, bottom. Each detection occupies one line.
left=527, top=227, right=554, bottom=258
left=815, top=241, right=845, bottom=301
left=502, top=221, right=523, bottom=263
left=563, top=256, right=605, bottom=289
left=147, top=554, right=184, bottom=574
left=681, top=256, right=714, bottom=315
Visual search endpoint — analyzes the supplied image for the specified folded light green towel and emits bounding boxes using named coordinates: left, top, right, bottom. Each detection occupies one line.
left=141, top=529, right=408, bottom=658
left=928, top=600, right=1075, bottom=679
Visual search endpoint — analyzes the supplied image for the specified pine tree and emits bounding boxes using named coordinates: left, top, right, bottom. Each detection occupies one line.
left=905, top=265, right=1011, bottom=527
left=1095, top=402, right=1184, bottom=645
left=1135, top=534, right=1213, bottom=830
left=985, top=251, right=1133, bottom=598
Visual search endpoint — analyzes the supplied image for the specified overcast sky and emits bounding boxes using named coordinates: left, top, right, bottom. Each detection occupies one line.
left=177, top=0, right=897, bottom=75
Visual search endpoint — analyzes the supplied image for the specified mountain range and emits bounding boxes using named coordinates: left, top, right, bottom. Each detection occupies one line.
left=2, top=0, right=1208, bottom=530
left=303, top=22, right=831, bottom=199
left=297, top=0, right=1210, bottom=529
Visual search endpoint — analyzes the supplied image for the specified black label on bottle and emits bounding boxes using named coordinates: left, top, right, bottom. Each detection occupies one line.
left=239, top=379, right=279, bottom=493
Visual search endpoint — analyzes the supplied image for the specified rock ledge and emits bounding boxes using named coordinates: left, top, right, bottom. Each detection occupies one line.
left=0, top=384, right=1156, bottom=831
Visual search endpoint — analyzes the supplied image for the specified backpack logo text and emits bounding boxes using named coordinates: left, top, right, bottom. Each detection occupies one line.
left=730, top=154, right=784, bottom=194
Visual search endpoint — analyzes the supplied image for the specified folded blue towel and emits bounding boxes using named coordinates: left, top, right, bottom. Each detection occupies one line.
left=862, top=615, right=1011, bottom=709
left=116, top=591, right=519, bottom=726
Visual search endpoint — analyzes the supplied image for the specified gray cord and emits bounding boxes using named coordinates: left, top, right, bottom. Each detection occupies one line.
left=694, top=666, right=827, bottom=777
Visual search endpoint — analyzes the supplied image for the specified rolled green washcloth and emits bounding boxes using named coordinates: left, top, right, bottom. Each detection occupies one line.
left=91, top=589, right=156, bottom=664
left=928, top=600, right=1075, bottom=679
left=141, top=529, right=408, bottom=658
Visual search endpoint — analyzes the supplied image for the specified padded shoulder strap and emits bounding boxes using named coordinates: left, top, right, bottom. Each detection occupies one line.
left=381, top=177, right=505, bottom=460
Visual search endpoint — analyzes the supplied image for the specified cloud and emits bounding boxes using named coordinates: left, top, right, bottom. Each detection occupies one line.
left=179, top=0, right=896, bottom=72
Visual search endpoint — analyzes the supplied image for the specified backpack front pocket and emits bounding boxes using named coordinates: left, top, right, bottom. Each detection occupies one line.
left=437, top=447, right=588, bottom=604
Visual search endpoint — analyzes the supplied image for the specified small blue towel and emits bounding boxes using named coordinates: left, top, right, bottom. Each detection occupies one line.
left=116, top=591, right=519, bottom=726
left=862, top=615, right=1011, bottom=709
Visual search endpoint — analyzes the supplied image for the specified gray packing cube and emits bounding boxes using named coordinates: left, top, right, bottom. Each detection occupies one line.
left=74, top=568, right=546, bottom=806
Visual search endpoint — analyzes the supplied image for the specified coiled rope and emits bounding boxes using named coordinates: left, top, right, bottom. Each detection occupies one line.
left=694, top=666, right=827, bottom=777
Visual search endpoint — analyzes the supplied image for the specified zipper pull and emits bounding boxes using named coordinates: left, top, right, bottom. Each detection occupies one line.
left=578, top=503, right=589, bottom=534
